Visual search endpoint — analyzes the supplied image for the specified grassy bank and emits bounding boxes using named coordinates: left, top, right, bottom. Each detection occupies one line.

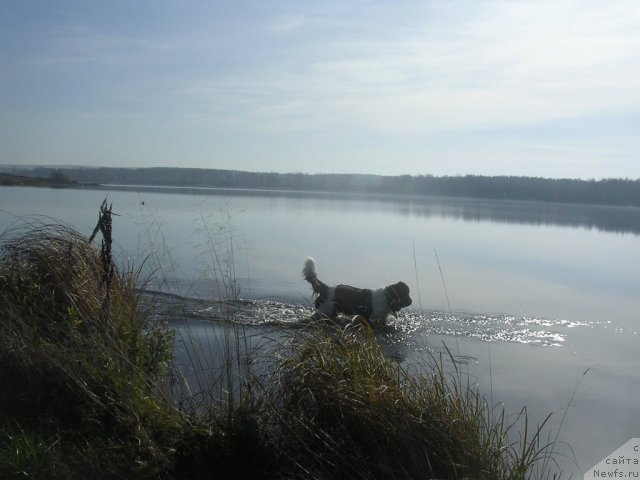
left=0, top=211, right=561, bottom=479
left=0, top=211, right=176, bottom=478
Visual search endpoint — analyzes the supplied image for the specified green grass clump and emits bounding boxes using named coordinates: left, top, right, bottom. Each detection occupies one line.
left=268, top=327, right=553, bottom=480
left=0, top=218, right=176, bottom=478
left=171, top=325, right=557, bottom=480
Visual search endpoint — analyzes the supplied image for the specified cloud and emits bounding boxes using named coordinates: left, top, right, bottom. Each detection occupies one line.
left=266, top=14, right=308, bottom=35
left=19, top=1, right=640, bottom=137
left=181, top=1, right=640, bottom=139
left=4, top=0, right=639, bottom=177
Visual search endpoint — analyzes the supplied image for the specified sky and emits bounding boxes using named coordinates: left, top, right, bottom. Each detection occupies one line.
left=1, top=0, right=639, bottom=179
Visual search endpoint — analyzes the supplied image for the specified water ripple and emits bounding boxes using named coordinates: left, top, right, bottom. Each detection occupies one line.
left=143, top=291, right=595, bottom=347
left=392, top=311, right=594, bottom=347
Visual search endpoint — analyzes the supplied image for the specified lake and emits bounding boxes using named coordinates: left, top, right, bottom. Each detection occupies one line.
left=1, top=185, right=639, bottom=477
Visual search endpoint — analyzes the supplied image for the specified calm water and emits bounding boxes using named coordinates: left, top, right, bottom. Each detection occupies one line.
left=1, top=185, right=639, bottom=476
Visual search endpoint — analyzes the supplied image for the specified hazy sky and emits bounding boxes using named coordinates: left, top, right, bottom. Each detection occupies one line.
left=1, top=1, right=639, bottom=179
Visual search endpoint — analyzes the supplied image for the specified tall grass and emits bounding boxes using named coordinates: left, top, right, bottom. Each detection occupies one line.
left=170, top=323, right=561, bottom=479
left=274, top=327, right=556, bottom=480
left=0, top=211, right=176, bottom=478
left=0, top=203, right=564, bottom=479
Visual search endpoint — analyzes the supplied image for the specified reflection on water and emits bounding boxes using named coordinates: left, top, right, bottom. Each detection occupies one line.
left=404, top=198, right=640, bottom=236
left=97, top=184, right=640, bottom=235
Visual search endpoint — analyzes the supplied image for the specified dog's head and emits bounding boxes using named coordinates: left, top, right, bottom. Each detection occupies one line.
left=385, top=282, right=412, bottom=312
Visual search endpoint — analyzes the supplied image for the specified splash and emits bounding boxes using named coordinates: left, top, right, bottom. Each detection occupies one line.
left=143, top=291, right=594, bottom=347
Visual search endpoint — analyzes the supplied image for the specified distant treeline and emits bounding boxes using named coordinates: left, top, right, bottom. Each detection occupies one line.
left=3, top=166, right=640, bottom=207
left=0, top=171, right=76, bottom=187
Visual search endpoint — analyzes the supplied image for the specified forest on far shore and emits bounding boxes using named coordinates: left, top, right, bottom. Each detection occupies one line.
left=2, top=165, right=640, bottom=208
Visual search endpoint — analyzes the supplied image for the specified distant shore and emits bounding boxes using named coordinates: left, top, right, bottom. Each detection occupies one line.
left=0, top=172, right=82, bottom=188
left=2, top=165, right=640, bottom=207
left=0, top=173, right=99, bottom=188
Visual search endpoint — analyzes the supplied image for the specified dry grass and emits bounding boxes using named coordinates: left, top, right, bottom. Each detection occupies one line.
left=266, top=326, right=556, bottom=480
left=171, top=323, right=560, bottom=480
left=0, top=217, right=176, bottom=478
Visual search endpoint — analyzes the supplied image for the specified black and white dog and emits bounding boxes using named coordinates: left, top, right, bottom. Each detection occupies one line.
left=303, top=257, right=412, bottom=324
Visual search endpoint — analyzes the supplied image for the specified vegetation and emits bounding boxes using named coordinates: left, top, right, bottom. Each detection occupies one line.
left=0, top=206, right=563, bottom=479
left=0, top=209, right=176, bottom=478
left=269, top=329, right=555, bottom=480
left=4, top=165, right=640, bottom=207
left=0, top=171, right=76, bottom=187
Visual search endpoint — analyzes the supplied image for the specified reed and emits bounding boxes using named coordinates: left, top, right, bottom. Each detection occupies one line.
left=171, top=323, right=561, bottom=479
left=267, top=326, right=556, bottom=480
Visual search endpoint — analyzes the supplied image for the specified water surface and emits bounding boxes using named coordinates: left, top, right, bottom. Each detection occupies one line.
left=1, top=185, right=639, bottom=476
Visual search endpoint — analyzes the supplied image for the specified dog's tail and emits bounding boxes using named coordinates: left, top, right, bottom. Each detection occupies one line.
left=303, top=257, right=328, bottom=298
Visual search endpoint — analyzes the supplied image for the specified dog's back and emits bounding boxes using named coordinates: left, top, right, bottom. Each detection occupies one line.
left=333, top=284, right=373, bottom=318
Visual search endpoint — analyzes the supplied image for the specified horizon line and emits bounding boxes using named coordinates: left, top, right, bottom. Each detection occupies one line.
left=2, top=164, right=639, bottom=183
